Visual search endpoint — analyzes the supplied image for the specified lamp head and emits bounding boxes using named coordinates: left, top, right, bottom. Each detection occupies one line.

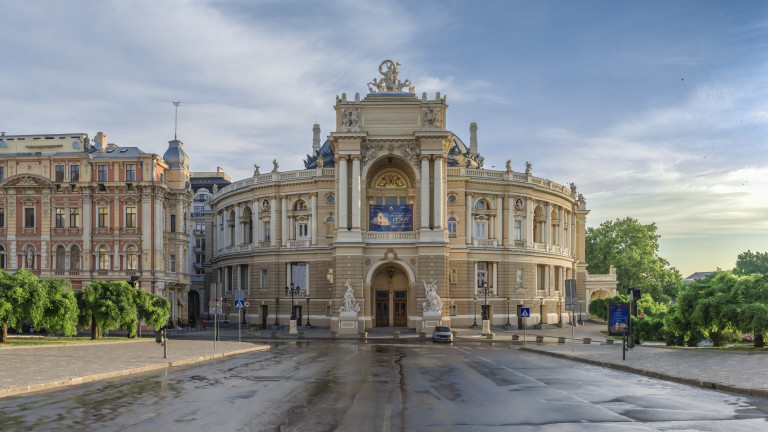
left=387, top=266, right=395, bottom=278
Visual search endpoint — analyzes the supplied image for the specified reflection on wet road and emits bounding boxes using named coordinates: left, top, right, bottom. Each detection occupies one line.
left=1, top=341, right=766, bottom=431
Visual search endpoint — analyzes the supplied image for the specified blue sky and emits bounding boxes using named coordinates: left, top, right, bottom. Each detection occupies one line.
left=1, top=0, right=766, bottom=277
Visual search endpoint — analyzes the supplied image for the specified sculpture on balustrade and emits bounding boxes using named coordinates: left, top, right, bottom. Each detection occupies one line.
left=339, top=280, right=360, bottom=313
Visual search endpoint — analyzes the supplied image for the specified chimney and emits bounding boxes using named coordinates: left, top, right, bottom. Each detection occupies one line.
left=469, top=122, right=478, bottom=154
left=95, top=132, right=107, bottom=151
left=312, top=123, right=321, bottom=152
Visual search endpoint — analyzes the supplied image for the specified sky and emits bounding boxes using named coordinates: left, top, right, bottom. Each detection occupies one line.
left=1, top=0, right=766, bottom=277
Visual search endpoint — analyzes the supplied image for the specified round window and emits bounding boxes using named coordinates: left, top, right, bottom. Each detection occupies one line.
left=447, top=194, right=458, bottom=204
left=325, top=193, right=335, bottom=204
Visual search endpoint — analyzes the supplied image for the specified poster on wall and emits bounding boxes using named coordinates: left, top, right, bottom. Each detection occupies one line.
left=369, top=204, right=413, bottom=232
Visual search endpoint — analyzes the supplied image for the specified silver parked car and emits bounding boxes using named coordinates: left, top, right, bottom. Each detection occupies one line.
left=432, top=326, right=454, bottom=343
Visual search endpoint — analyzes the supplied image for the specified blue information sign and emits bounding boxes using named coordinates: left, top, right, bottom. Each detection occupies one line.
left=519, top=307, right=530, bottom=318
left=368, top=204, right=413, bottom=232
left=234, top=300, right=245, bottom=310
left=608, top=303, right=630, bottom=336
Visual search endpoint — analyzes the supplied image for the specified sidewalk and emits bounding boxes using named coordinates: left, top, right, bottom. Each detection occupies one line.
left=0, top=332, right=269, bottom=399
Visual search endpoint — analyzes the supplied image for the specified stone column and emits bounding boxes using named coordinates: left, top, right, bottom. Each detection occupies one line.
left=310, top=194, right=317, bottom=245
left=253, top=201, right=259, bottom=245
left=234, top=206, right=240, bottom=245
left=545, top=202, right=552, bottom=250
left=525, top=200, right=534, bottom=248
left=421, top=156, right=430, bottom=229
left=281, top=197, right=288, bottom=246
left=351, top=156, right=361, bottom=230
left=465, top=192, right=473, bottom=245
left=558, top=207, right=565, bottom=248
left=270, top=197, right=277, bottom=247
left=433, top=156, right=443, bottom=228
left=495, top=196, right=503, bottom=244
left=338, top=156, right=348, bottom=230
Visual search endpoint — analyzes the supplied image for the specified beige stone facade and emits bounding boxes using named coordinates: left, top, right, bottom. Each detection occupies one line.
left=209, top=62, right=616, bottom=330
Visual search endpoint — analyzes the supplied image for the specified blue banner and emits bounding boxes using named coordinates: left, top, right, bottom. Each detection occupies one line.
left=369, top=204, right=413, bottom=232
left=608, top=303, right=631, bottom=336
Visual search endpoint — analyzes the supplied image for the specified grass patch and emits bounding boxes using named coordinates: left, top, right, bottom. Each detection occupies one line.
left=2, top=336, right=146, bottom=347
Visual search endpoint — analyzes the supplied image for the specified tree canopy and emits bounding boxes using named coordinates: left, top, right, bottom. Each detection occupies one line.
left=76, top=281, right=140, bottom=339
left=734, top=250, right=768, bottom=276
left=0, top=269, right=49, bottom=343
left=586, top=217, right=682, bottom=301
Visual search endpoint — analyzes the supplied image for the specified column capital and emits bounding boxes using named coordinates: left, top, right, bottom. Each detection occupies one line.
left=420, top=155, right=431, bottom=161
left=336, top=155, right=349, bottom=162
left=349, top=154, right=362, bottom=162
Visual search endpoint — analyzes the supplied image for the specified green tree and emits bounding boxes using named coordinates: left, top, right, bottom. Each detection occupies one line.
left=134, top=289, right=171, bottom=331
left=587, top=293, right=629, bottom=322
left=724, top=273, right=768, bottom=348
left=734, top=250, right=768, bottom=276
left=39, top=278, right=79, bottom=336
left=586, top=217, right=682, bottom=302
left=76, top=281, right=138, bottom=339
left=0, top=269, right=48, bottom=343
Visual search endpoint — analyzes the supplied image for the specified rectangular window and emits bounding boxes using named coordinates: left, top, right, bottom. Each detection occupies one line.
left=263, top=221, right=270, bottom=241
left=449, top=305, right=457, bottom=316
left=260, top=269, right=268, bottom=290
left=474, top=221, right=487, bottom=239
left=0, top=208, right=4, bottom=228
left=125, top=206, right=137, bottom=228
left=97, top=164, right=108, bottom=182
left=55, top=165, right=65, bottom=182
left=70, top=165, right=79, bottom=182
left=98, top=207, right=108, bottom=228
left=170, top=215, right=176, bottom=232
left=0, top=166, right=4, bottom=181
left=514, top=220, right=522, bottom=241
left=125, top=164, right=136, bottom=181
left=55, top=207, right=66, bottom=228
left=70, top=208, right=79, bottom=228
left=517, top=269, right=524, bottom=289
left=240, top=265, right=249, bottom=292
left=291, top=263, right=308, bottom=294
left=297, top=223, right=308, bottom=239
left=169, top=254, right=176, bottom=273
left=24, top=208, right=35, bottom=228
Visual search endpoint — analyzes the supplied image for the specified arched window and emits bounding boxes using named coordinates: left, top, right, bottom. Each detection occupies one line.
left=474, top=199, right=490, bottom=210
left=551, top=209, right=559, bottom=245
left=55, top=245, right=66, bottom=270
left=98, top=245, right=110, bottom=270
left=70, top=245, right=81, bottom=271
left=0, top=245, right=5, bottom=269
left=242, top=207, right=252, bottom=244
left=228, top=210, right=236, bottom=246
left=533, top=205, right=545, bottom=243
left=126, top=245, right=138, bottom=270
left=293, top=200, right=308, bottom=211
left=447, top=217, right=457, bottom=238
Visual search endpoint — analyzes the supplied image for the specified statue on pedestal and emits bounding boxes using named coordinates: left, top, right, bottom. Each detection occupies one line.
left=339, top=280, right=360, bottom=313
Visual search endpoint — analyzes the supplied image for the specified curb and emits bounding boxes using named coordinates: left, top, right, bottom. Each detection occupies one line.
left=520, top=347, right=768, bottom=399
left=0, top=345, right=269, bottom=399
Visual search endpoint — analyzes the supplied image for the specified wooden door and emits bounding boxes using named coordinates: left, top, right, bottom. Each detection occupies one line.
left=393, top=291, right=407, bottom=327
left=293, top=305, right=303, bottom=326
left=376, top=291, right=389, bottom=327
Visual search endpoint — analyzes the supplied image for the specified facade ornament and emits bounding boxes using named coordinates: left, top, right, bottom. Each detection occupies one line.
left=339, top=280, right=360, bottom=313
left=341, top=108, right=361, bottom=132
left=25, top=245, right=34, bottom=269
left=578, top=193, right=586, bottom=208
left=212, top=184, right=218, bottom=193
left=20, top=177, right=35, bottom=186
left=422, top=280, right=443, bottom=313
left=400, top=142, right=420, bottom=166
left=569, top=182, right=577, bottom=195
left=316, top=154, right=324, bottom=168
left=505, top=160, right=511, bottom=172
left=457, top=154, right=467, bottom=168
left=525, top=161, right=532, bottom=174
left=422, top=106, right=442, bottom=130
left=361, top=143, right=384, bottom=164
left=272, top=159, right=279, bottom=172
left=253, top=165, right=260, bottom=176
left=367, top=60, right=413, bottom=93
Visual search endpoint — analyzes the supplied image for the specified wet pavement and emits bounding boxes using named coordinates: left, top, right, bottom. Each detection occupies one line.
left=0, top=340, right=766, bottom=431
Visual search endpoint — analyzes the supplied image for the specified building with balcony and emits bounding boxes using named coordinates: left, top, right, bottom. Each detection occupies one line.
left=209, top=61, right=616, bottom=330
left=0, top=131, right=192, bottom=323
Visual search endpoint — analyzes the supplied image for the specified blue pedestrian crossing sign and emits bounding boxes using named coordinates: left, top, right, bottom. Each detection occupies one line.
left=234, top=299, right=245, bottom=310
left=520, top=307, right=530, bottom=318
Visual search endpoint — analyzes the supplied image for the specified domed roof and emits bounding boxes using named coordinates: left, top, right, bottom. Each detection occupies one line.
left=163, top=139, right=190, bottom=170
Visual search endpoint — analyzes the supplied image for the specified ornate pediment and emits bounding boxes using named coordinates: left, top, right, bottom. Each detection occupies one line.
left=2, top=174, right=53, bottom=188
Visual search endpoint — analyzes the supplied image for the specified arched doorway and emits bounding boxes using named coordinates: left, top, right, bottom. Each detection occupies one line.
left=188, top=290, right=201, bottom=326
left=372, top=264, right=409, bottom=327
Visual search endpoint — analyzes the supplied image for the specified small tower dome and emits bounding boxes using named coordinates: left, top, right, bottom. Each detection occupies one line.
left=163, top=139, right=190, bottom=170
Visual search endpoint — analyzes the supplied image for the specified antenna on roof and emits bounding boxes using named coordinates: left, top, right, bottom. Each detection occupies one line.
left=172, top=101, right=181, bottom=139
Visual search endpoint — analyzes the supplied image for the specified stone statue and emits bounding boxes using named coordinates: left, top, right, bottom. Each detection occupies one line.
left=505, top=160, right=511, bottom=171
left=253, top=164, right=260, bottom=176
left=316, top=155, right=324, bottom=168
left=272, top=159, right=279, bottom=172
left=339, top=280, right=360, bottom=313
left=423, top=107, right=441, bottom=128
left=368, top=60, right=413, bottom=93
left=213, top=184, right=218, bottom=193
left=569, top=182, right=577, bottom=194
left=578, top=193, right=586, bottom=207
left=525, top=161, right=532, bottom=174
left=609, top=265, right=616, bottom=276
left=422, top=280, right=443, bottom=313
left=26, top=247, right=33, bottom=268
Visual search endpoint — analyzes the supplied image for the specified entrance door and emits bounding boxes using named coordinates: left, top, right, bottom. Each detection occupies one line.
left=261, top=305, right=268, bottom=328
left=293, top=305, right=303, bottom=326
left=376, top=291, right=389, bottom=327
left=393, top=291, right=407, bottom=327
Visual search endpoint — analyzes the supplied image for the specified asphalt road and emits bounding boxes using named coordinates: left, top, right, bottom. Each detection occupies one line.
left=1, top=341, right=766, bottom=431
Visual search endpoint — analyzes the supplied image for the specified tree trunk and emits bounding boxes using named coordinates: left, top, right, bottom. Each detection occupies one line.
left=1, top=325, right=7, bottom=344
left=755, top=333, right=765, bottom=348
left=91, top=314, right=98, bottom=340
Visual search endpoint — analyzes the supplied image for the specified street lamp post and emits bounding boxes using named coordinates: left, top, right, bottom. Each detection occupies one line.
left=479, top=282, right=491, bottom=321
left=539, top=297, right=544, bottom=325
left=305, top=297, right=311, bottom=327
left=506, top=297, right=511, bottom=328
left=558, top=296, right=563, bottom=325
left=274, top=297, right=280, bottom=326
left=285, top=283, right=302, bottom=320
left=472, top=296, right=478, bottom=327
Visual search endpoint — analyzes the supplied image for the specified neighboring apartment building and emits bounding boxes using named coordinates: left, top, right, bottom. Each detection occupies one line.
left=0, top=131, right=192, bottom=323
left=208, top=62, right=616, bottom=331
